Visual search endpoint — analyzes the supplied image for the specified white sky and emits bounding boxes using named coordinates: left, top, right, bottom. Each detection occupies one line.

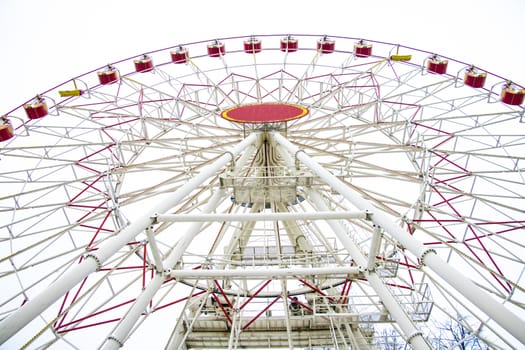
left=0, top=0, right=524, bottom=115
left=0, top=1, right=523, bottom=348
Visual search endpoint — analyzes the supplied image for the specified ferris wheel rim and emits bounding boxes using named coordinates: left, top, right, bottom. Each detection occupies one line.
left=0, top=33, right=524, bottom=349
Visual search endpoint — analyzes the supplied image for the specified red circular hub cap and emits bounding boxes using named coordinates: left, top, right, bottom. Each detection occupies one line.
left=221, top=103, right=308, bottom=123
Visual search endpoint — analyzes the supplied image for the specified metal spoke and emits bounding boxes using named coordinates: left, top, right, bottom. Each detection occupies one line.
left=1, top=34, right=524, bottom=349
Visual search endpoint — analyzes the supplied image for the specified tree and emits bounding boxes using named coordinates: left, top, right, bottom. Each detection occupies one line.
left=376, top=318, right=490, bottom=350
left=430, top=317, right=489, bottom=350
left=377, top=327, right=406, bottom=350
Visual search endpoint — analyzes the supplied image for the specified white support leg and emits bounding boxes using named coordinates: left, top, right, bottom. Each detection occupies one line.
left=100, top=183, right=226, bottom=350
left=102, top=275, right=164, bottom=350
left=0, top=132, right=258, bottom=346
left=271, top=131, right=525, bottom=345
left=280, top=280, right=295, bottom=350
left=307, top=189, right=431, bottom=350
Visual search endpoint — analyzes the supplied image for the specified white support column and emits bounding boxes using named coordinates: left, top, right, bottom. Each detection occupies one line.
left=272, top=131, right=525, bottom=345
left=276, top=131, right=428, bottom=348
left=0, top=132, right=258, bottom=346
left=366, top=273, right=429, bottom=348
left=307, top=190, right=431, bottom=350
left=280, top=280, right=295, bottom=350
left=276, top=134, right=430, bottom=348
left=101, top=182, right=226, bottom=350
left=102, top=275, right=164, bottom=350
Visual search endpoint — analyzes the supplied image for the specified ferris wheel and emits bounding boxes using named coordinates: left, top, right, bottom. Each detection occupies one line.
left=0, top=33, right=524, bottom=349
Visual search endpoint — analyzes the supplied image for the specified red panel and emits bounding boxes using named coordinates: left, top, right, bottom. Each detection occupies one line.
left=355, top=44, right=372, bottom=58
left=280, top=37, right=298, bottom=52
left=97, top=69, right=118, bottom=85
left=501, top=88, right=525, bottom=105
left=207, top=42, right=225, bottom=57
left=24, top=101, right=48, bottom=119
left=134, top=56, right=153, bottom=73
left=317, top=39, right=335, bottom=54
left=427, top=59, right=448, bottom=74
left=170, top=48, right=188, bottom=64
left=244, top=39, right=262, bottom=54
left=464, top=71, right=486, bottom=88
left=0, top=123, right=14, bottom=141
left=221, top=103, right=308, bottom=123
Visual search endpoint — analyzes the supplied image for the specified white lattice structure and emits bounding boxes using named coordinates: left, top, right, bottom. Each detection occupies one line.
left=0, top=34, right=524, bottom=349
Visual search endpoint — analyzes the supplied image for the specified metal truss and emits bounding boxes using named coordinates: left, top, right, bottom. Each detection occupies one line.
left=0, top=34, right=524, bottom=349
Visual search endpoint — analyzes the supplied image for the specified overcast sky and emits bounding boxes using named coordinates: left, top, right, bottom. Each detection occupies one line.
left=0, top=0, right=523, bottom=115
left=0, top=1, right=523, bottom=348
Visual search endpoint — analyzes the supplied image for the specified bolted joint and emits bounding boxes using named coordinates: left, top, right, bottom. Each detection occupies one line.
left=420, top=248, right=437, bottom=266
left=294, top=149, right=305, bottom=169
left=406, top=331, right=423, bottom=345
left=294, top=149, right=305, bottom=160
left=106, top=335, right=124, bottom=348
left=150, top=213, right=159, bottom=225
left=223, top=150, right=234, bottom=162
left=84, top=253, right=102, bottom=271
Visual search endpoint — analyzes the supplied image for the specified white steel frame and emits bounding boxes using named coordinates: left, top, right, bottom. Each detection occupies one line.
left=0, top=34, right=524, bottom=349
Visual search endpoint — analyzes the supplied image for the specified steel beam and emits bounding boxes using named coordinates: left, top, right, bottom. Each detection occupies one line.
left=271, top=131, right=525, bottom=345
left=155, top=210, right=367, bottom=223
left=101, top=172, right=232, bottom=349
left=168, top=266, right=361, bottom=279
left=307, top=189, right=431, bottom=350
left=0, top=132, right=258, bottom=346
